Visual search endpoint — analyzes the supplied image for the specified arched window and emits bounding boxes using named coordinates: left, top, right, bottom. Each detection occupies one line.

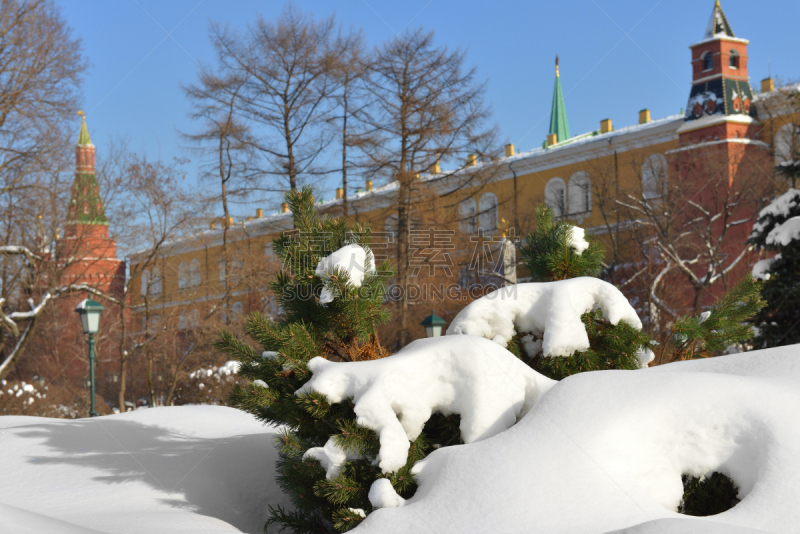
left=189, top=259, right=201, bottom=287
left=702, top=51, right=714, bottom=71
left=774, top=123, right=799, bottom=166
left=568, top=172, right=592, bottom=215
left=264, top=244, right=277, bottom=264
left=231, top=258, right=244, bottom=286
left=178, top=262, right=189, bottom=290
left=150, top=267, right=162, bottom=297
left=140, top=269, right=150, bottom=296
left=190, top=309, right=200, bottom=327
left=478, top=193, right=498, bottom=232
left=384, top=215, right=397, bottom=237
left=729, top=49, right=739, bottom=69
left=642, top=154, right=668, bottom=200
left=384, top=215, right=420, bottom=236
left=232, top=302, right=244, bottom=316
left=219, top=258, right=226, bottom=285
left=458, top=198, right=477, bottom=234
left=544, top=177, right=567, bottom=217
left=178, top=312, right=188, bottom=330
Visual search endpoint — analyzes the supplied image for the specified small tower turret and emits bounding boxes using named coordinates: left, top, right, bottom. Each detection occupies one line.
left=547, top=55, right=570, bottom=146
left=678, top=0, right=755, bottom=144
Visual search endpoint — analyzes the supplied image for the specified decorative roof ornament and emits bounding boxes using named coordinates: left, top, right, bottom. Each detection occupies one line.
left=77, top=110, right=93, bottom=147
left=703, top=0, right=734, bottom=40
left=548, top=55, right=570, bottom=144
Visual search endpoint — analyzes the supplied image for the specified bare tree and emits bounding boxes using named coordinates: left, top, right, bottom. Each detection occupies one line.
left=83, top=149, right=197, bottom=409
left=208, top=3, right=335, bottom=193
left=613, top=145, right=773, bottom=342
left=0, top=0, right=87, bottom=379
left=0, top=0, right=86, bottom=195
left=359, top=29, right=498, bottom=345
left=326, top=28, right=371, bottom=217
left=184, top=68, right=263, bottom=323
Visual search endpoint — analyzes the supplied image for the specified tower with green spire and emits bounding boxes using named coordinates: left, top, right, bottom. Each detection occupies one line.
left=67, top=111, right=107, bottom=227
left=60, top=112, right=125, bottom=296
left=548, top=55, right=570, bottom=145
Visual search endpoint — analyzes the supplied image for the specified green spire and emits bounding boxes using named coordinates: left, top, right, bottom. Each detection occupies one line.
left=67, top=113, right=107, bottom=226
left=548, top=55, right=570, bottom=144
left=77, top=111, right=93, bottom=146
left=704, top=0, right=734, bottom=40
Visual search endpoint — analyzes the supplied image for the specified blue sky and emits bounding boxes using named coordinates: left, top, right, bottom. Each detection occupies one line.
left=59, top=0, right=799, bottom=216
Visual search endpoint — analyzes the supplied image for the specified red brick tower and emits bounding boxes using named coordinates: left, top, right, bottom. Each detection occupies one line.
left=677, top=0, right=756, bottom=145
left=59, top=113, right=125, bottom=297
left=665, top=1, right=771, bottom=312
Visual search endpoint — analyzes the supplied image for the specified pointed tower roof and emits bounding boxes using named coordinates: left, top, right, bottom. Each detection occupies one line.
left=548, top=55, right=570, bottom=144
left=67, top=113, right=107, bottom=226
left=703, top=0, right=734, bottom=40
left=77, top=111, right=93, bottom=147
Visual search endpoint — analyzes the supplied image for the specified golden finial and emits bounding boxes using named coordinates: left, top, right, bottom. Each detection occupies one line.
left=556, top=55, right=560, bottom=77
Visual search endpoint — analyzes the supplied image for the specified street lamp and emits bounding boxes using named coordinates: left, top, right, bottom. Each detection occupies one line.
left=75, top=298, right=104, bottom=417
left=421, top=310, right=447, bottom=338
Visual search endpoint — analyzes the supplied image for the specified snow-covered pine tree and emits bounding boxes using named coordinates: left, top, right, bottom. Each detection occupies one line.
left=215, top=187, right=460, bottom=533
left=516, top=206, right=650, bottom=379
left=748, top=188, right=800, bottom=348
left=517, top=206, right=764, bottom=377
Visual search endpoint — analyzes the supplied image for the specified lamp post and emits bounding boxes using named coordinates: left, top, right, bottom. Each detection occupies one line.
left=421, top=310, right=447, bottom=338
left=75, top=298, right=104, bottom=417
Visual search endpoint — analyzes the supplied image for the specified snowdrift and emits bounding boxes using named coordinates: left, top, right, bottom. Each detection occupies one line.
left=1, top=346, right=798, bottom=533
left=357, top=344, right=800, bottom=534
left=0, top=405, right=290, bottom=534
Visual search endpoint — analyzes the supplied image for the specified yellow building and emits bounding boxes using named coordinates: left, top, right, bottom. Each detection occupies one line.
left=129, top=1, right=799, bottom=332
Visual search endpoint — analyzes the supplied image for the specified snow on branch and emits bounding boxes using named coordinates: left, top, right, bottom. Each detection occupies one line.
left=315, top=244, right=375, bottom=305
left=0, top=245, right=43, bottom=263
left=298, top=335, right=555, bottom=473
left=447, top=278, right=642, bottom=357
left=766, top=216, right=800, bottom=246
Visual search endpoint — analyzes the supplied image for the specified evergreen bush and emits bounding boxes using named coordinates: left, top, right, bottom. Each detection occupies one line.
left=215, top=187, right=460, bottom=532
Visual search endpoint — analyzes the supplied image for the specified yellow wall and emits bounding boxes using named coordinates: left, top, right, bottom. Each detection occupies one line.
left=130, top=93, right=798, bottom=317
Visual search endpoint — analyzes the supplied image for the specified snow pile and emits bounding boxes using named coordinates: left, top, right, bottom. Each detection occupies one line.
left=369, top=479, right=405, bottom=509
left=187, top=360, right=240, bottom=381
left=766, top=216, right=800, bottom=246
left=356, top=345, right=800, bottom=534
left=752, top=257, right=777, bottom=281
left=0, top=378, right=46, bottom=405
left=634, top=347, right=655, bottom=368
left=0, top=406, right=291, bottom=533
left=298, top=335, right=555, bottom=473
left=315, top=244, right=375, bottom=304
left=750, top=188, right=800, bottom=239
left=446, top=278, right=642, bottom=357
left=568, top=226, right=590, bottom=254
left=303, top=438, right=363, bottom=479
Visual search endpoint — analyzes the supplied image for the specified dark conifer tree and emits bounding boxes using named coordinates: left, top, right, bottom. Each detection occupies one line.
left=516, top=206, right=764, bottom=379
left=515, top=206, right=650, bottom=379
left=748, top=188, right=800, bottom=348
left=215, top=187, right=459, bottom=533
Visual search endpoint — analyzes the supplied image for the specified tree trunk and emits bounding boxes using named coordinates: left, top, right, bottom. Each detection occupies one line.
left=0, top=314, right=41, bottom=380
left=396, top=176, right=411, bottom=347
left=117, top=302, right=128, bottom=411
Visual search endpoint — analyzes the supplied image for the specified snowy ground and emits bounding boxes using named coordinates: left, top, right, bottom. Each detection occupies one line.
left=1, top=345, right=798, bottom=533
left=0, top=406, right=290, bottom=534
left=358, top=344, right=800, bottom=534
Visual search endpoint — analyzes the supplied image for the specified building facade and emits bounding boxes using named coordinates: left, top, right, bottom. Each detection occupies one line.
left=129, top=1, right=798, bottom=339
